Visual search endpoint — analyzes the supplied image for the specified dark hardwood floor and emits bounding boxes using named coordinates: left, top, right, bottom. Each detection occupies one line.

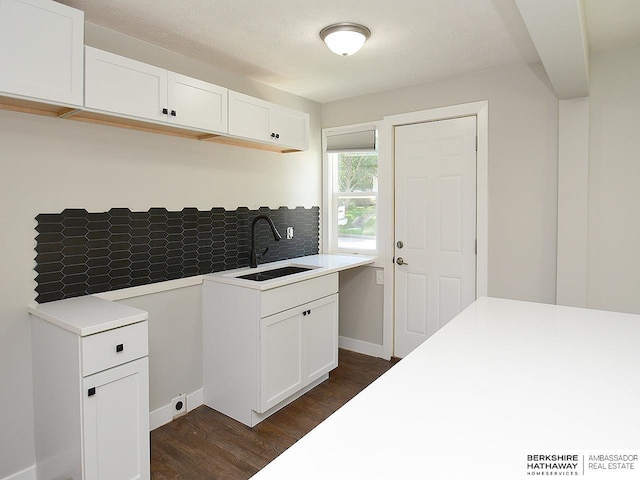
left=151, top=349, right=399, bottom=479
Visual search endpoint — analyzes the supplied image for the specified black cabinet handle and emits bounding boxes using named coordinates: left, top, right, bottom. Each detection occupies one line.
left=88, top=387, right=96, bottom=397
left=275, top=133, right=280, bottom=139
left=307, top=309, right=311, bottom=315
left=271, top=132, right=276, bottom=138
left=302, top=310, right=307, bottom=316
left=162, top=108, right=168, bottom=115
left=116, top=343, right=124, bottom=353
left=171, top=110, right=177, bottom=117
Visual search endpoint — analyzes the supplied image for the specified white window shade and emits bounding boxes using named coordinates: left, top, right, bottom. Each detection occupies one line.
left=326, top=129, right=376, bottom=153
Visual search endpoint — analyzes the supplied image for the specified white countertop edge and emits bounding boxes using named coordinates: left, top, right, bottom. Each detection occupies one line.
left=202, top=254, right=377, bottom=290
left=28, top=297, right=149, bottom=336
left=93, top=276, right=205, bottom=301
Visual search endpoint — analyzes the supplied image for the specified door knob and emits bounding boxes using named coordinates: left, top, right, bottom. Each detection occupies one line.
left=396, top=240, right=404, bottom=249
left=396, top=257, right=408, bottom=265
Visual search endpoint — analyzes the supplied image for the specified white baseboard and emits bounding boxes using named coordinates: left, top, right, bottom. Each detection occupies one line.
left=1, top=465, right=36, bottom=480
left=339, top=336, right=386, bottom=358
left=149, top=388, right=204, bottom=431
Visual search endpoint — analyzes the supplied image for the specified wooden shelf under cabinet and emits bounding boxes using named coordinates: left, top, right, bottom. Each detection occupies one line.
left=0, top=95, right=78, bottom=118
left=0, top=97, right=304, bottom=153
left=65, top=109, right=223, bottom=141
left=203, top=134, right=300, bottom=153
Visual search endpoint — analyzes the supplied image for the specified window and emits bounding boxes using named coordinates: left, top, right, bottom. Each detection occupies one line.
left=323, top=126, right=378, bottom=254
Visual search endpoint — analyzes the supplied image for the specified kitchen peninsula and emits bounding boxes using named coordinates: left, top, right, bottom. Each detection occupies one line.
left=252, top=297, right=640, bottom=479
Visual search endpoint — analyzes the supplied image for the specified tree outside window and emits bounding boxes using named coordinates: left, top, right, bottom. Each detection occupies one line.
left=332, top=152, right=378, bottom=251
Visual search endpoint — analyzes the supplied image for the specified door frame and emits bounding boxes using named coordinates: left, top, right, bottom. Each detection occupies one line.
left=379, top=101, right=489, bottom=359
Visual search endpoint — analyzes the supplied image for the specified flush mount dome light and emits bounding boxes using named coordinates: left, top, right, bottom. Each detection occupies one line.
left=320, top=23, right=371, bottom=56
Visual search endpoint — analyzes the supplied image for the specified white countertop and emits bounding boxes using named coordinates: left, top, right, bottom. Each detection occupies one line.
left=252, top=297, right=640, bottom=479
left=202, top=254, right=376, bottom=290
left=28, top=295, right=148, bottom=336
left=27, top=254, right=373, bottom=334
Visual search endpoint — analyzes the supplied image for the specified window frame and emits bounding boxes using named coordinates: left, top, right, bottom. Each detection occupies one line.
left=322, top=122, right=381, bottom=256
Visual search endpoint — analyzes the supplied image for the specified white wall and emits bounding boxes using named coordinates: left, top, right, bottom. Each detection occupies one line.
left=557, top=97, right=589, bottom=307
left=0, top=26, right=321, bottom=479
left=587, top=44, right=640, bottom=314
left=323, top=61, right=559, bottom=346
left=117, top=286, right=203, bottom=412
left=338, top=267, right=383, bottom=345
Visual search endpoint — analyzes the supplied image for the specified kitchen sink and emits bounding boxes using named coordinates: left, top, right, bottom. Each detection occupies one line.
left=237, top=265, right=315, bottom=282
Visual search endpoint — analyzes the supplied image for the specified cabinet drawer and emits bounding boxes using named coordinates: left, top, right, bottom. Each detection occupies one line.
left=82, top=321, right=148, bottom=376
left=260, top=273, right=338, bottom=318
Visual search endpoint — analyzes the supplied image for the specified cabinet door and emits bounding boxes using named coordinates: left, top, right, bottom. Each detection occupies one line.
left=228, top=90, right=271, bottom=143
left=0, top=0, right=83, bottom=106
left=85, top=46, right=168, bottom=123
left=270, top=104, right=310, bottom=151
left=167, top=72, right=228, bottom=133
left=83, top=357, right=150, bottom=480
left=304, top=294, right=339, bottom=383
left=259, top=307, right=303, bottom=413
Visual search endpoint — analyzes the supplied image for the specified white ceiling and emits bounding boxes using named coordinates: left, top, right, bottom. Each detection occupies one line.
left=58, top=0, right=640, bottom=104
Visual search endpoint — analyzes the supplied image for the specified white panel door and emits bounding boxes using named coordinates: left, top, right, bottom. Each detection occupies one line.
left=228, top=90, right=271, bottom=143
left=304, top=294, right=339, bottom=383
left=270, top=104, right=310, bottom=150
left=0, top=0, right=84, bottom=106
left=82, top=357, right=150, bottom=480
left=394, top=116, right=477, bottom=357
left=84, top=46, right=168, bottom=123
left=167, top=72, right=228, bottom=133
left=259, top=307, right=303, bottom=412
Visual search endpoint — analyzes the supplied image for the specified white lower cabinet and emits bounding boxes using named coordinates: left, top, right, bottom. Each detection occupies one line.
left=260, top=306, right=304, bottom=411
left=83, top=358, right=149, bottom=480
left=30, top=301, right=150, bottom=480
left=259, top=294, right=338, bottom=412
left=203, top=273, right=338, bottom=426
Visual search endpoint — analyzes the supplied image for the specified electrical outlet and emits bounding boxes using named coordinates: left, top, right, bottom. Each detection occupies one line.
left=375, top=269, right=384, bottom=285
left=286, top=226, right=294, bottom=239
left=171, top=393, right=187, bottom=419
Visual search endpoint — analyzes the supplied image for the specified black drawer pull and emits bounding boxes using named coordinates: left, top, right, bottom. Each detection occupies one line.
left=88, top=387, right=96, bottom=397
left=116, top=344, right=124, bottom=353
left=162, top=108, right=168, bottom=115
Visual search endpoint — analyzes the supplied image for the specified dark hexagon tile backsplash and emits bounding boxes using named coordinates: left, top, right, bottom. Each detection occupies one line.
left=34, top=206, right=320, bottom=303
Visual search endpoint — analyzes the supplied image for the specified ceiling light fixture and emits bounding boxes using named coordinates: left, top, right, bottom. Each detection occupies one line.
left=320, top=23, right=371, bottom=56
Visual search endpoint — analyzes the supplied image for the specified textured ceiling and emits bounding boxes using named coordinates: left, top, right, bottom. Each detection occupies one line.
left=58, top=0, right=640, bottom=103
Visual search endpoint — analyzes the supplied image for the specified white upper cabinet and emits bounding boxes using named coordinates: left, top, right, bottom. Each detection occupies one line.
left=167, top=72, right=228, bottom=133
left=85, top=47, right=168, bottom=123
left=0, top=0, right=84, bottom=106
left=228, top=90, right=310, bottom=151
left=84, top=46, right=228, bottom=134
left=270, top=104, right=310, bottom=151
